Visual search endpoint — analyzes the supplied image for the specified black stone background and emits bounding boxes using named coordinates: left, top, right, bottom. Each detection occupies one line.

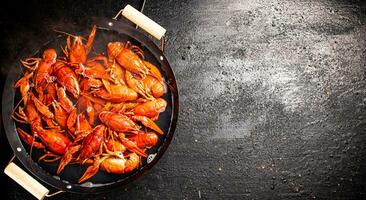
left=1, top=0, right=366, bottom=199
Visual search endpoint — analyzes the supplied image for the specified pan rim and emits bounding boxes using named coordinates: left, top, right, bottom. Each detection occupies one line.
left=2, top=17, right=179, bottom=193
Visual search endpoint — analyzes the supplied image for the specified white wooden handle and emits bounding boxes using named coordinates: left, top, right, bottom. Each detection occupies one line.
left=4, top=162, right=49, bottom=200
left=122, top=4, right=166, bottom=40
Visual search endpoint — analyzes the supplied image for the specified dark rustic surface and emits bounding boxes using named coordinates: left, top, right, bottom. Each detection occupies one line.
left=1, top=0, right=366, bottom=199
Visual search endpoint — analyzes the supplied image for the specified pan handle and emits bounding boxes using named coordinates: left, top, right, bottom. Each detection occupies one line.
left=120, top=4, right=166, bottom=40
left=4, top=162, right=49, bottom=200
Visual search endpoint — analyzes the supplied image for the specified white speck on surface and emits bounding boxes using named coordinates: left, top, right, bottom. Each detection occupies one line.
left=108, top=22, right=113, bottom=26
left=86, top=106, right=93, bottom=113
left=198, top=190, right=201, bottom=199
left=16, top=147, right=21, bottom=152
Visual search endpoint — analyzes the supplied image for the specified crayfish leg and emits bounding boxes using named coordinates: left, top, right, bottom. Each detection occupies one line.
left=20, top=58, right=40, bottom=70
left=17, top=128, right=45, bottom=149
left=151, top=114, right=160, bottom=122
left=11, top=106, right=28, bottom=124
left=131, top=45, right=144, bottom=59
left=39, top=151, right=60, bottom=163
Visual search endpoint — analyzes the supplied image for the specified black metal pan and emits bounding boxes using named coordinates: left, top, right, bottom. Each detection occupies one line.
left=2, top=5, right=178, bottom=198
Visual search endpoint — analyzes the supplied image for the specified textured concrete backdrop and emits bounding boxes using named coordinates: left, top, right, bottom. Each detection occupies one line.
left=1, top=0, right=366, bottom=199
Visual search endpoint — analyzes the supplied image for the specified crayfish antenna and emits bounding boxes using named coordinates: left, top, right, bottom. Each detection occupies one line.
left=53, top=29, right=81, bottom=40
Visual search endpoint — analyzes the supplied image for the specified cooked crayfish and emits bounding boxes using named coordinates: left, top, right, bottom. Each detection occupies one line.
left=54, top=62, right=80, bottom=98
left=107, top=41, right=149, bottom=78
left=133, top=98, right=167, bottom=118
left=94, top=84, right=138, bottom=103
left=65, top=25, right=96, bottom=64
left=78, top=153, right=139, bottom=183
left=13, top=102, right=71, bottom=157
